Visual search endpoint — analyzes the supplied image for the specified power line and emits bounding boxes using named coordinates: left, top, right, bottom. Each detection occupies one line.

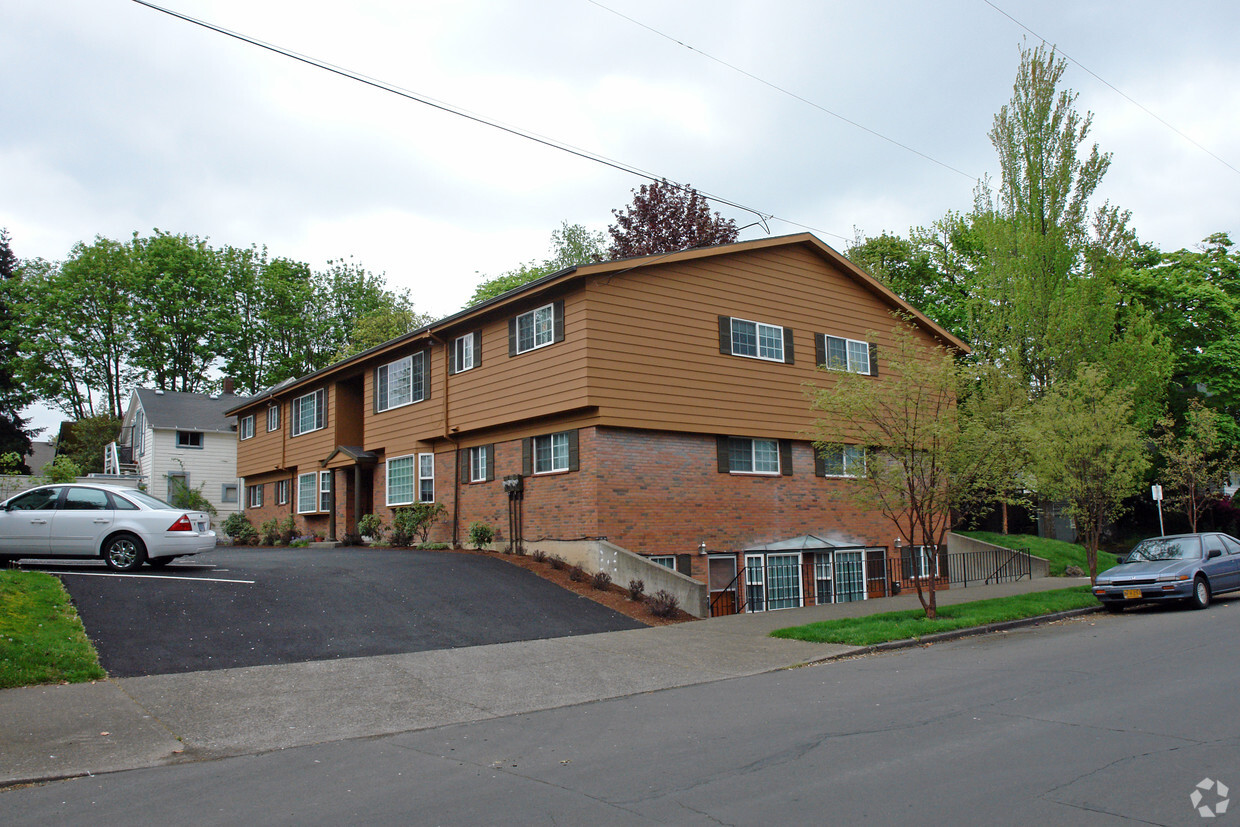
left=983, top=0, right=1240, bottom=177
left=586, top=0, right=977, bottom=181
left=131, top=0, right=851, bottom=242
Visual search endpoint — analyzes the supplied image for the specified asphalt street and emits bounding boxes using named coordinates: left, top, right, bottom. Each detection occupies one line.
left=4, top=596, right=1236, bottom=824
left=34, top=547, right=644, bottom=676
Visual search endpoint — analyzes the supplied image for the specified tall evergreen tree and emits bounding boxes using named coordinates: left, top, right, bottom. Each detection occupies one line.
left=0, top=229, right=33, bottom=470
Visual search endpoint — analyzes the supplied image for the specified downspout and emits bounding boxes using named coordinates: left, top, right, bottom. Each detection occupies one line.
left=427, top=332, right=461, bottom=547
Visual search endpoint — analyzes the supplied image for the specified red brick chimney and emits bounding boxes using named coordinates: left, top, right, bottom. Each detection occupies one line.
left=222, top=377, right=235, bottom=396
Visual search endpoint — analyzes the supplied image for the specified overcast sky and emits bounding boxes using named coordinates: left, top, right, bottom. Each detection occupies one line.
left=4, top=1, right=1238, bottom=433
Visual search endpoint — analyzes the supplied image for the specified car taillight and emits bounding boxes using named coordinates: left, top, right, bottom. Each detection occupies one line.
left=168, top=515, right=193, bottom=532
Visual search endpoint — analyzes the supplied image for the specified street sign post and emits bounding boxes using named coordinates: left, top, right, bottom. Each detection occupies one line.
left=1152, top=484, right=1165, bottom=535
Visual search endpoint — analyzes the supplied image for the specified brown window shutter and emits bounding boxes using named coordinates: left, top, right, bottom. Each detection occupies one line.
left=779, top=439, right=793, bottom=475
left=421, top=352, right=431, bottom=401
left=716, top=436, right=730, bottom=473
left=783, top=328, right=794, bottom=364
left=485, top=444, right=495, bottom=482
left=814, top=447, right=826, bottom=477
left=522, top=438, right=532, bottom=476
left=553, top=300, right=565, bottom=343
left=675, top=553, right=693, bottom=575
left=567, top=429, right=579, bottom=471
left=473, top=330, right=482, bottom=368
left=869, top=343, right=879, bottom=376
left=448, top=342, right=457, bottom=376
left=372, top=369, right=380, bottom=412
left=508, top=317, right=518, bottom=357
left=718, top=316, right=732, bottom=354
left=815, top=333, right=826, bottom=368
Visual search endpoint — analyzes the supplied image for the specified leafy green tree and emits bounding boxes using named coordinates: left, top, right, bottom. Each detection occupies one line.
left=468, top=222, right=606, bottom=306
left=606, top=180, right=738, bottom=259
left=1023, top=366, right=1149, bottom=583
left=0, top=230, right=33, bottom=469
left=1153, top=399, right=1237, bottom=533
left=338, top=293, right=434, bottom=358
left=56, top=415, right=120, bottom=475
left=41, top=455, right=82, bottom=483
left=809, top=322, right=1009, bottom=619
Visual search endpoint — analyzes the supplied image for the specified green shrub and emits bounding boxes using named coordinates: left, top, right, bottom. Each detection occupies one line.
left=221, top=513, right=258, bottom=545
left=468, top=521, right=495, bottom=550
left=168, top=477, right=218, bottom=517
left=389, top=502, right=446, bottom=546
left=357, top=513, right=384, bottom=541
left=417, top=542, right=451, bottom=550
left=259, top=518, right=281, bottom=546
left=41, top=455, right=81, bottom=484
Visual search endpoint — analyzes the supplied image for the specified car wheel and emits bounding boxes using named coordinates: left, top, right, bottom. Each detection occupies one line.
left=1189, top=576, right=1211, bottom=610
left=146, top=556, right=177, bottom=568
left=103, top=533, right=147, bottom=572
left=1104, top=603, right=1124, bottom=614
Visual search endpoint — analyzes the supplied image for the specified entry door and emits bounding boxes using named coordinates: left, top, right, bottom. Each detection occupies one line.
left=709, top=555, right=738, bottom=616
left=765, top=553, right=803, bottom=610
left=835, top=550, right=867, bottom=603
left=814, top=553, right=834, bottom=605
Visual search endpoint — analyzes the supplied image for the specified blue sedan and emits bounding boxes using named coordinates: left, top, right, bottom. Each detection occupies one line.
left=1093, top=533, right=1240, bottom=612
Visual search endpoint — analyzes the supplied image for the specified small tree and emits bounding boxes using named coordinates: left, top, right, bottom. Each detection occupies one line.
left=809, top=321, right=1005, bottom=619
left=1153, top=399, right=1237, bottom=533
left=1023, top=366, right=1149, bottom=583
left=606, top=179, right=738, bottom=259
left=41, top=455, right=82, bottom=483
left=389, top=502, right=446, bottom=546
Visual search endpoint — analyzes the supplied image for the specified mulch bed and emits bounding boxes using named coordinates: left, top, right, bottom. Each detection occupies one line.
left=447, top=547, right=696, bottom=626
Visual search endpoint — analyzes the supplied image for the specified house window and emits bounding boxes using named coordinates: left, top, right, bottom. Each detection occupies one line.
left=820, top=446, right=866, bottom=478
left=319, top=471, right=331, bottom=512
left=167, top=471, right=188, bottom=500
left=267, top=405, right=280, bottom=432
left=386, top=455, right=415, bottom=506
left=823, top=335, right=871, bottom=374
left=468, top=445, right=491, bottom=483
left=297, top=472, right=318, bottom=513
left=728, top=437, right=780, bottom=474
left=292, top=389, right=325, bottom=436
left=239, top=415, right=254, bottom=440
left=650, top=555, right=676, bottom=570
left=221, top=483, right=238, bottom=504
left=418, top=454, right=435, bottom=503
left=901, top=545, right=937, bottom=580
left=275, top=478, right=289, bottom=505
left=376, top=353, right=425, bottom=412
left=533, top=433, right=569, bottom=474
left=730, top=317, right=784, bottom=362
left=514, top=303, right=555, bottom=354
left=247, top=484, right=263, bottom=508
left=451, top=332, right=479, bottom=373
left=176, top=431, right=204, bottom=449
left=135, top=411, right=145, bottom=456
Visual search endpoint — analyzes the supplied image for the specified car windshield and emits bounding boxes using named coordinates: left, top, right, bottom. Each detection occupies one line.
left=1126, top=537, right=1202, bottom=562
left=115, top=489, right=178, bottom=510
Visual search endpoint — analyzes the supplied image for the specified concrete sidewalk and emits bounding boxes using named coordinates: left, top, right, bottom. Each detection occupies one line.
left=0, top=577, right=1091, bottom=787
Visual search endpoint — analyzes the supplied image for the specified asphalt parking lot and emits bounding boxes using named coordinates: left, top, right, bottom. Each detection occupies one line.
left=31, top=547, right=644, bottom=678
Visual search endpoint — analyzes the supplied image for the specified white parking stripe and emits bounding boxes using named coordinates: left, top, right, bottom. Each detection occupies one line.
left=47, top=571, right=255, bottom=584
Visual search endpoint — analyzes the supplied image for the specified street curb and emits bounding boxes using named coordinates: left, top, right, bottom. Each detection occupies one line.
left=802, top=605, right=1105, bottom=664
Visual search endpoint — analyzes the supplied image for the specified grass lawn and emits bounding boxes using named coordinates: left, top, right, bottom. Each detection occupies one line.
left=0, top=570, right=106, bottom=689
left=960, top=531, right=1120, bottom=577
left=771, top=586, right=1099, bottom=647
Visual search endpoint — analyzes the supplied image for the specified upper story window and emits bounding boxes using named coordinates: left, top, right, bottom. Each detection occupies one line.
left=375, top=352, right=426, bottom=412
left=291, top=389, right=325, bottom=436
left=239, top=415, right=254, bottom=441
left=816, top=334, right=876, bottom=376
left=719, top=315, right=793, bottom=364
left=509, top=301, right=564, bottom=356
left=450, top=332, right=481, bottom=374
left=176, top=431, right=204, bottom=449
left=818, top=445, right=867, bottom=478
left=267, top=405, right=280, bottom=432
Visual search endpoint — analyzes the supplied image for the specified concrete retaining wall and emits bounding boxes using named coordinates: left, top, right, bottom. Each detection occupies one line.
left=946, top=532, right=1050, bottom=578
left=492, top=538, right=709, bottom=618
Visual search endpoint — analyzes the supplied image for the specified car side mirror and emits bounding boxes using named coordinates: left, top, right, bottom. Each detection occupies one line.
left=1116, top=556, right=1125, bottom=565
left=1208, top=548, right=1223, bottom=560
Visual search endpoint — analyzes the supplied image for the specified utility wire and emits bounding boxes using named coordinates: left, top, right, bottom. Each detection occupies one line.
left=131, top=0, right=851, bottom=242
left=983, top=0, right=1240, bottom=177
left=587, top=0, right=977, bottom=181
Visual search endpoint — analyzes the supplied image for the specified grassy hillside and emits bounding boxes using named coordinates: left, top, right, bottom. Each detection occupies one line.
left=960, top=531, right=1119, bottom=577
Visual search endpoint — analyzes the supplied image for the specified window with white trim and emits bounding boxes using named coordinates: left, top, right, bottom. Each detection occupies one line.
left=177, top=430, right=204, bottom=449
left=730, top=317, right=784, bottom=362
left=820, top=445, right=866, bottom=478
left=418, top=454, right=435, bottom=503
left=376, top=353, right=424, bottom=412
left=728, top=437, right=780, bottom=474
left=515, top=303, right=555, bottom=354
left=292, top=389, right=325, bottom=436
left=453, top=333, right=476, bottom=373
left=319, top=471, right=331, bottom=512
left=824, top=335, right=870, bottom=374
left=386, top=455, right=415, bottom=506
left=297, top=472, right=317, bottom=513
left=468, top=445, right=490, bottom=483
left=239, top=416, right=254, bottom=440
left=275, top=478, right=289, bottom=505
left=650, top=555, right=676, bottom=570
left=134, top=411, right=145, bottom=455
left=247, top=484, right=263, bottom=508
left=533, top=432, right=569, bottom=474
left=267, top=405, right=280, bottom=432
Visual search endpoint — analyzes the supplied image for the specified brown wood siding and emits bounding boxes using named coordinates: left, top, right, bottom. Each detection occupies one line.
left=584, top=244, right=941, bottom=440
left=234, top=401, right=286, bottom=478
left=363, top=345, right=445, bottom=457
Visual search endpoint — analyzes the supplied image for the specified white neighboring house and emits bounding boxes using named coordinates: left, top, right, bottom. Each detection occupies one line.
left=105, top=387, right=250, bottom=518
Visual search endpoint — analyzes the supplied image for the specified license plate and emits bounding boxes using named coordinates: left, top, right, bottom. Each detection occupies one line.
left=196, top=522, right=206, bottom=533
left=1123, top=588, right=1142, bottom=600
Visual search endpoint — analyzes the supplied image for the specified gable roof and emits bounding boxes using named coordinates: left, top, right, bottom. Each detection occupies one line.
left=226, top=232, right=968, bottom=414
left=132, top=388, right=250, bottom=433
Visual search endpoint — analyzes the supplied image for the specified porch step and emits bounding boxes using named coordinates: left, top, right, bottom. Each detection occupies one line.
left=309, top=541, right=344, bottom=549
